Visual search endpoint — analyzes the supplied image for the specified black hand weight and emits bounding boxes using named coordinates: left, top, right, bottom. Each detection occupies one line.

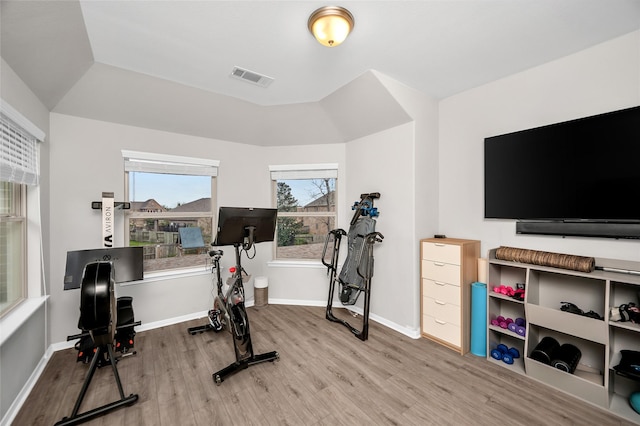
left=530, top=336, right=560, bottom=365
left=551, top=343, right=582, bottom=374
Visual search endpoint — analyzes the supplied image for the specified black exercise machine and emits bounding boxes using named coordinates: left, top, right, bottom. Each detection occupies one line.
left=322, top=193, right=384, bottom=341
left=56, top=261, right=138, bottom=426
left=68, top=296, right=140, bottom=365
left=187, top=248, right=226, bottom=335
left=64, top=247, right=142, bottom=365
left=188, top=207, right=280, bottom=385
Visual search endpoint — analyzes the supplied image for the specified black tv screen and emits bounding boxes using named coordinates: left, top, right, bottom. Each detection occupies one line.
left=213, top=207, right=277, bottom=246
left=484, top=105, right=640, bottom=221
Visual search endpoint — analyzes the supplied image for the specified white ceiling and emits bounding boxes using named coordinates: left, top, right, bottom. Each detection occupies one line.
left=2, top=0, right=640, bottom=145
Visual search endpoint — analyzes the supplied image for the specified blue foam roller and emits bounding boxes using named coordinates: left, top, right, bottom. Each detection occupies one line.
left=470, top=282, right=487, bottom=357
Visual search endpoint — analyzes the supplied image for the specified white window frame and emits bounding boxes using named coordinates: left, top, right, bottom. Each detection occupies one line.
left=0, top=182, right=26, bottom=316
left=0, top=99, right=46, bottom=329
left=122, top=150, right=219, bottom=278
left=269, top=163, right=338, bottom=263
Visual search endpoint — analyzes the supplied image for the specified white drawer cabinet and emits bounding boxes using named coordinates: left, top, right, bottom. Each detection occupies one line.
left=420, top=238, right=480, bottom=354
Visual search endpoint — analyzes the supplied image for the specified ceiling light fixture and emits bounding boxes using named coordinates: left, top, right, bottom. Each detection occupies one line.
left=308, top=6, right=354, bottom=47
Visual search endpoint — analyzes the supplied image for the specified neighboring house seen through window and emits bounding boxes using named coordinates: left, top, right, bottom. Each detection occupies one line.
left=270, top=164, right=337, bottom=261
left=123, top=151, right=218, bottom=274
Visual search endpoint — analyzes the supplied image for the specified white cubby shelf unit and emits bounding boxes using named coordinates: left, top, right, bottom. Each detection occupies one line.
left=487, top=248, right=640, bottom=424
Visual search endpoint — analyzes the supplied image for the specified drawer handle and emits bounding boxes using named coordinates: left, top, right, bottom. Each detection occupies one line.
left=435, top=319, right=447, bottom=325
left=433, top=262, right=445, bottom=267
left=435, top=299, right=446, bottom=305
left=434, top=281, right=446, bottom=286
left=434, top=243, right=446, bottom=247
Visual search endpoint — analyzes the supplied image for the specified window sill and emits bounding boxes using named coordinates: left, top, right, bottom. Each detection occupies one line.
left=0, top=295, right=48, bottom=346
left=119, top=266, right=210, bottom=286
left=267, top=260, right=327, bottom=269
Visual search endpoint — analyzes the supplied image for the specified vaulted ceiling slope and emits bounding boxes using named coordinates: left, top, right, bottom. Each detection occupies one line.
left=2, top=1, right=640, bottom=146
left=52, top=63, right=411, bottom=146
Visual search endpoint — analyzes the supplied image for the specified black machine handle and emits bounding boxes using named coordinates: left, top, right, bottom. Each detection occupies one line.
left=357, top=232, right=384, bottom=280
left=242, top=226, right=256, bottom=251
left=360, top=192, right=380, bottom=199
left=67, top=321, right=142, bottom=342
left=366, top=232, right=384, bottom=245
left=209, top=248, right=224, bottom=259
left=321, top=229, right=346, bottom=269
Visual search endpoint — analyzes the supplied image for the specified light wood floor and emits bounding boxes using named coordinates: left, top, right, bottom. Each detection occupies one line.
left=14, top=305, right=638, bottom=425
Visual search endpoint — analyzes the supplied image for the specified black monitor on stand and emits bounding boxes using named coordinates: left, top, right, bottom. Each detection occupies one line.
left=64, top=247, right=144, bottom=291
left=214, top=206, right=277, bottom=249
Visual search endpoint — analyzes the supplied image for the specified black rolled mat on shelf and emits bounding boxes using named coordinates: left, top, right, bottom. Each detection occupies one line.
left=495, top=246, right=595, bottom=273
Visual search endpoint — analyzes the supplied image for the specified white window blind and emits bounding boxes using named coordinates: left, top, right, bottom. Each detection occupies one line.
left=0, top=102, right=43, bottom=186
left=122, top=150, right=219, bottom=176
left=269, top=163, right=338, bottom=180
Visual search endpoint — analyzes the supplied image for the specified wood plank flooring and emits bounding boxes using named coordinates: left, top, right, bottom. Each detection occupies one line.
left=13, top=305, right=638, bottom=425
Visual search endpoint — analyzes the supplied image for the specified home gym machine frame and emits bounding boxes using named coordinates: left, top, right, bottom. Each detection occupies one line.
left=188, top=207, right=279, bottom=385
left=56, top=262, right=138, bottom=426
left=322, top=193, right=383, bottom=341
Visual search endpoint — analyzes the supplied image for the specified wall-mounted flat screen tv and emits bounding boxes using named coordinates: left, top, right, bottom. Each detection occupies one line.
left=484, top=105, right=640, bottom=238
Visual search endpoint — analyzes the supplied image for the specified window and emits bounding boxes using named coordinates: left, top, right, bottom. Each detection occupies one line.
left=270, top=164, right=337, bottom=260
left=0, top=182, right=26, bottom=315
left=1, top=102, right=44, bottom=316
left=123, top=151, right=218, bottom=274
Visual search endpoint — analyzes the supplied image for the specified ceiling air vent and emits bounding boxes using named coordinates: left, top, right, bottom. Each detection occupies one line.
left=230, top=66, right=274, bottom=88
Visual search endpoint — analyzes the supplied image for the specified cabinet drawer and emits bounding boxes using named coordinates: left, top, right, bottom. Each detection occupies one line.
left=421, top=260, right=461, bottom=285
left=422, top=315, right=461, bottom=347
left=422, top=297, right=460, bottom=325
left=422, top=241, right=460, bottom=265
left=422, top=279, right=460, bottom=305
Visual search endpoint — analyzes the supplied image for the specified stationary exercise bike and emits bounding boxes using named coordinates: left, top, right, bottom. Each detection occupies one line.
left=187, top=249, right=228, bottom=335
left=189, top=207, right=280, bottom=385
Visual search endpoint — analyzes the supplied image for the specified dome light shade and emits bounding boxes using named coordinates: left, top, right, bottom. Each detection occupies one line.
left=308, top=6, right=354, bottom=47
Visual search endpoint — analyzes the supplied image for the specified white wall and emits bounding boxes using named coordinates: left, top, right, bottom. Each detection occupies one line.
left=48, top=113, right=348, bottom=344
left=0, top=58, right=50, bottom=423
left=373, top=71, right=440, bottom=332
left=260, top=144, right=346, bottom=305
left=47, top=102, right=431, bottom=343
left=439, top=30, right=640, bottom=263
left=345, top=123, right=420, bottom=332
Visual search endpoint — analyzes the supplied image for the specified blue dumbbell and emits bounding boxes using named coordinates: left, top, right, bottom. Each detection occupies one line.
left=490, top=344, right=520, bottom=365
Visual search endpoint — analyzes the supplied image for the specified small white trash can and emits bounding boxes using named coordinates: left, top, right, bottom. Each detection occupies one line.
left=254, top=276, right=268, bottom=307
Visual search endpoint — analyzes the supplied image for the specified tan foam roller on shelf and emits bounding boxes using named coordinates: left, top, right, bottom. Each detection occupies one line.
left=495, top=246, right=595, bottom=273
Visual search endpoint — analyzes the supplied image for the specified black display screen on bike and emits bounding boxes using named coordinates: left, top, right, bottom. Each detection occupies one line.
left=213, top=207, right=277, bottom=247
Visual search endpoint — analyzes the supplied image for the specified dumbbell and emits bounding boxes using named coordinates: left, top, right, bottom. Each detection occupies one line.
left=490, top=344, right=520, bottom=365
left=492, top=285, right=515, bottom=297
left=507, top=317, right=526, bottom=336
left=491, top=316, right=513, bottom=329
